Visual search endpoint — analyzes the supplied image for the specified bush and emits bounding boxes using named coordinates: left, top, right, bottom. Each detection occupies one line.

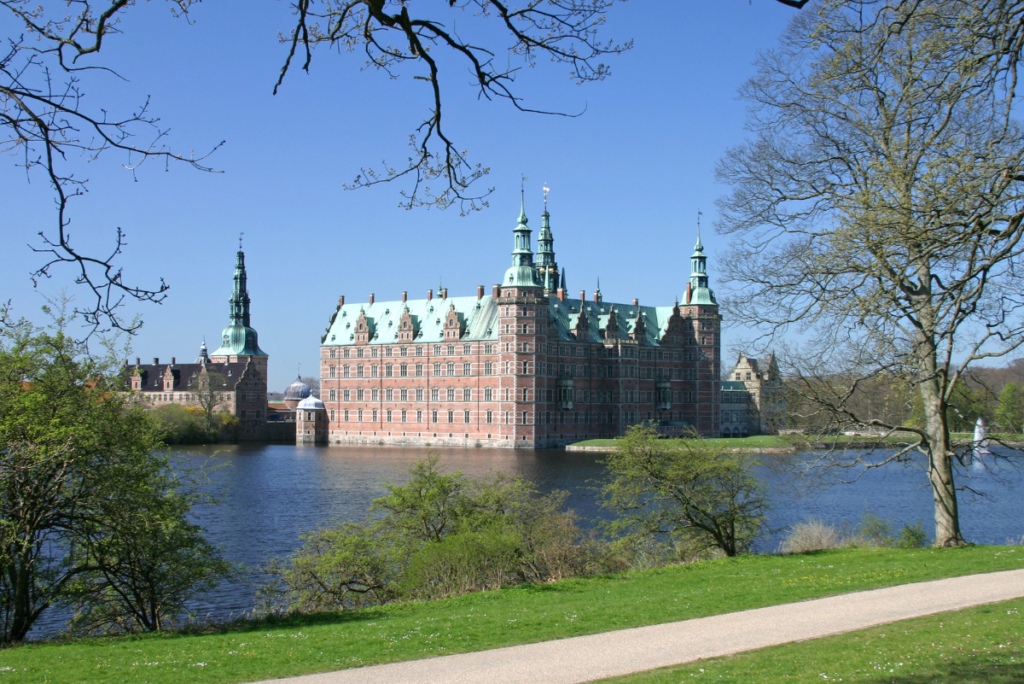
left=896, top=522, right=929, bottom=549
left=264, top=456, right=609, bottom=613
left=150, top=404, right=237, bottom=444
left=779, top=519, right=844, bottom=554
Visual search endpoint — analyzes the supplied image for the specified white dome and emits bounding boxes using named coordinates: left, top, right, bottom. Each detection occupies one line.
left=297, top=395, right=325, bottom=410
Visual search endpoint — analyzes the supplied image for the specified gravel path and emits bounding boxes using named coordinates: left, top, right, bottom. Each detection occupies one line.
left=250, top=568, right=1024, bottom=684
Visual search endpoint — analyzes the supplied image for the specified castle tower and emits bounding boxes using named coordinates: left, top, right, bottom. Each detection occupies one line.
left=682, top=220, right=721, bottom=436
left=498, top=193, right=544, bottom=446
left=210, top=248, right=268, bottom=378
left=535, top=193, right=559, bottom=295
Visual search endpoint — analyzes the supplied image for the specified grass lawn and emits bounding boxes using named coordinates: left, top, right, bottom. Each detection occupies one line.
left=573, top=435, right=794, bottom=449
left=2, top=547, right=1022, bottom=684
left=597, top=596, right=1024, bottom=683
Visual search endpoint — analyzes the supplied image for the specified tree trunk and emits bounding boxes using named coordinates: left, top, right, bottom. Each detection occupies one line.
left=918, top=373, right=966, bottom=547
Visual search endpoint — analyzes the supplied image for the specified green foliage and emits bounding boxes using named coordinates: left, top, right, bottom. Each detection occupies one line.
left=896, top=522, right=929, bottom=549
left=601, top=426, right=770, bottom=557
left=911, top=382, right=994, bottom=433
left=0, top=315, right=228, bottom=641
left=265, top=455, right=604, bottom=613
left=149, top=403, right=236, bottom=444
left=995, top=382, right=1024, bottom=434
left=855, top=512, right=894, bottom=547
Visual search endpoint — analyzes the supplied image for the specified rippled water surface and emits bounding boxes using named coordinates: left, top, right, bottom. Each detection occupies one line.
left=30, top=443, right=1024, bottom=637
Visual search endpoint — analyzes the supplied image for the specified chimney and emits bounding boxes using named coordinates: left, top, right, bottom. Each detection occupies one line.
left=685, top=282, right=692, bottom=304
left=369, top=293, right=375, bottom=305
left=477, top=285, right=484, bottom=300
left=557, top=288, right=566, bottom=302
left=492, top=284, right=500, bottom=299
left=402, top=291, right=408, bottom=303
left=171, top=357, right=176, bottom=365
left=442, top=288, right=448, bottom=300
left=338, top=295, right=345, bottom=307
left=153, top=357, right=159, bottom=365
left=135, top=357, right=140, bottom=366
left=594, top=291, right=600, bottom=303
left=632, top=298, right=639, bottom=307
left=580, top=290, right=586, bottom=303
left=427, top=288, right=433, bottom=301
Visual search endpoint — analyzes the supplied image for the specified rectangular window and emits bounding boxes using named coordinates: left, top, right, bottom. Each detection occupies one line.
left=447, top=409, right=454, bottom=423
left=431, top=388, right=439, bottom=401
left=357, top=389, right=364, bottom=401
left=386, top=388, right=393, bottom=401
left=416, top=388, right=424, bottom=402
left=372, top=409, right=378, bottom=421
left=433, top=363, right=441, bottom=376
left=484, top=388, right=492, bottom=401
left=400, top=364, right=408, bottom=377
left=431, top=409, right=438, bottom=423
left=463, top=362, right=472, bottom=376
left=385, top=365, right=393, bottom=377
left=329, top=365, right=336, bottom=378
left=416, top=364, right=423, bottom=377
left=484, top=362, right=493, bottom=375
left=344, top=409, right=349, bottom=421
left=486, top=410, right=493, bottom=423
left=463, top=388, right=471, bottom=402
left=371, top=389, right=379, bottom=401
left=484, top=344, right=494, bottom=354
left=463, top=344, right=472, bottom=355
left=464, top=410, right=470, bottom=423
left=402, top=409, right=407, bottom=422
left=447, top=388, right=455, bottom=401
left=329, top=389, right=336, bottom=401
left=386, top=409, right=392, bottom=422
left=343, top=389, right=350, bottom=401
left=357, top=409, right=363, bottom=422
left=447, top=362, right=455, bottom=376
left=401, top=389, right=408, bottom=401
left=371, top=365, right=378, bottom=378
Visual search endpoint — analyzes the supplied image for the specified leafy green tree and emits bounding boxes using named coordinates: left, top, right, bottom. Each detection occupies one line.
left=601, top=426, right=770, bottom=557
left=995, top=382, right=1024, bottom=434
left=0, top=314, right=227, bottom=640
left=265, top=456, right=603, bottom=612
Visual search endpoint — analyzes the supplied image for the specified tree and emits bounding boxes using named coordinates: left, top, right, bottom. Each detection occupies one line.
left=995, top=382, right=1024, bottom=434
left=187, top=369, right=229, bottom=434
left=0, top=313, right=228, bottom=640
left=715, top=0, right=1024, bottom=546
left=600, top=426, right=770, bottom=557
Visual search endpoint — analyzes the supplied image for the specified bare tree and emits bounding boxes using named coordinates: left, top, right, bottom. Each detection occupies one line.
left=716, top=0, right=1024, bottom=546
left=187, top=370, right=229, bottom=434
left=3, top=1, right=818, bottom=333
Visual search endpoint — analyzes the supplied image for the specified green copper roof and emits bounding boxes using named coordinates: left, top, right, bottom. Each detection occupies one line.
left=505, top=195, right=541, bottom=287
left=689, top=232, right=718, bottom=305
left=211, top=250, right=267, bottom=357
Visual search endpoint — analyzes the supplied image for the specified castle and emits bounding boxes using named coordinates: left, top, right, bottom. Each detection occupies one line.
left=316, top=197, right=723, bottom=448
left=126, top=250, right=272, bottom=441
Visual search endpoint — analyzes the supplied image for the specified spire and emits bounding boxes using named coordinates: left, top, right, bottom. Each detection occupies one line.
left=560, top=268, right=567, bottom=291
left=211, top=247, right=268, bottom=358
left=196, top=337, right=210, bottom=364
left=504, top=190, right=540, bottom=287
left=230, top=249, right=251, bottom=327
left=535, top=185, right=558, bottom=293
left=687, top=212, right=718, bottom=306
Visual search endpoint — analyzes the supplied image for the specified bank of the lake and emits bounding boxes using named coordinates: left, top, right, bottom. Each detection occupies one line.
left=6, top=547, right=1023, bottom=684
left=567, top=433, right=1024, bottom=453
left=25, top=442, right=1024, bottom=640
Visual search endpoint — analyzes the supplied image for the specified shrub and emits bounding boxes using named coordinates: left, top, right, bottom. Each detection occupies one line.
left=855, top=512, right=894, bottom=547
left=779, top=519, right=844, bottom=554
left=895, top=522, right=929, bottom=549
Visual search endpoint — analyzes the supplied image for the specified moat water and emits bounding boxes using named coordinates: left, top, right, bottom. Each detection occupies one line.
left=30, top=443, right=1024, bottom=638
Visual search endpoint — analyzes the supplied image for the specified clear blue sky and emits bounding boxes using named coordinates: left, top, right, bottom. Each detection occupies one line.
left=1, top=1, right=798, bottom=392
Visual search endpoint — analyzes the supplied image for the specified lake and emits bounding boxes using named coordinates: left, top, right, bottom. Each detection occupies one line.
left=29, top=443, right=1024, bottom=638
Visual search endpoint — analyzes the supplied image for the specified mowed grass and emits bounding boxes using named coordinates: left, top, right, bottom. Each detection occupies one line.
left=572, top=433, right=1023, bottom=450
left=2, top=547, right=1022, bottom=684
left=597, top=596, right=1024, bottom=684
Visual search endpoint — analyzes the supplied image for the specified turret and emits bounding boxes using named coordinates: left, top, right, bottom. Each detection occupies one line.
left=687, top=223, right=718, bottom=306
left=535, top=197, right=559, bottom=294
left=211, top=247, right=268, bottom=359
left=503, top=192, right=541, bottom=288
